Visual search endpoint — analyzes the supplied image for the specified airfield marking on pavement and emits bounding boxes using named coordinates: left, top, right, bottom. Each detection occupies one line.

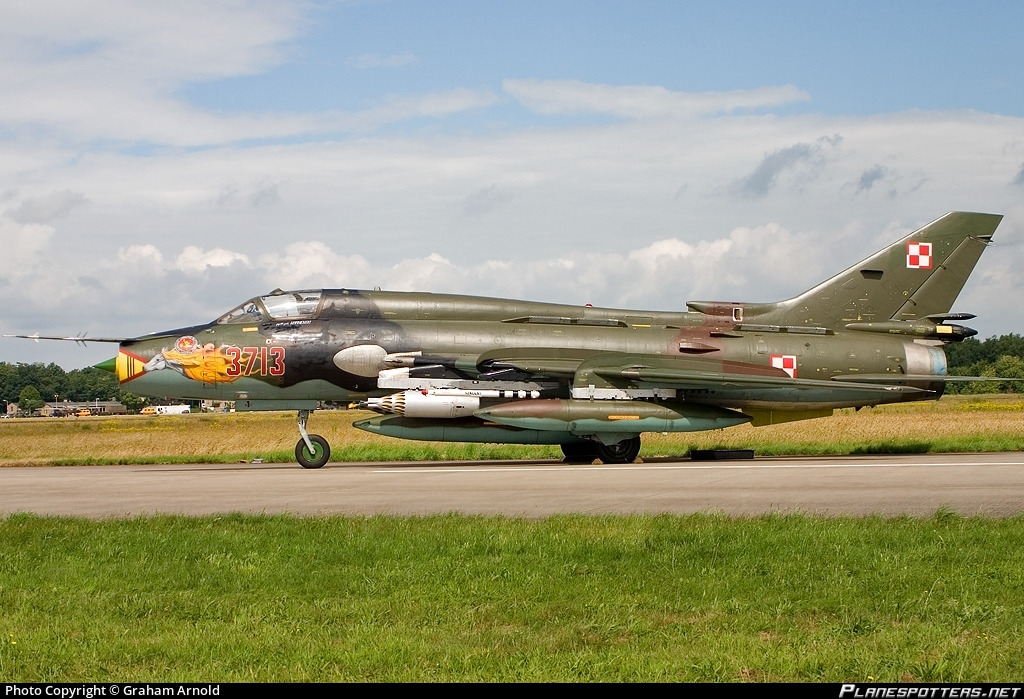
left=370, top=459, right=1024, bottom=474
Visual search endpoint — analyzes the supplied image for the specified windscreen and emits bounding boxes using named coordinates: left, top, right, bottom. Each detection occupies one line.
left=217, top=291, right=322, bottom=324
left=260, top=291, right=322, bottom=319
left=216, top=299, right=265, bottom=324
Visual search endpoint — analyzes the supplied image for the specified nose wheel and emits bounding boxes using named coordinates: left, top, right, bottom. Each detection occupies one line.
left=295, top=434, right=330, bottom=469
left=295, top=409, right=330, bottom=469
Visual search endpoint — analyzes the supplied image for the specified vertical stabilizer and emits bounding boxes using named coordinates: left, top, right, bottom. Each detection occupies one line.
left=749, top=212, right=1002, bottom=328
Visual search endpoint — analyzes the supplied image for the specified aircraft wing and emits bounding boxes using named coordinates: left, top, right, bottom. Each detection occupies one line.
left=479, top=350, right=930, bottom=398
left=599, top=366, right=929, bottom=395
left=586, top=354, right=930, bottom=397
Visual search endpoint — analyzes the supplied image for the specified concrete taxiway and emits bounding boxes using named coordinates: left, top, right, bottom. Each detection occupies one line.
left=1, top=452, right=1023, bottom=518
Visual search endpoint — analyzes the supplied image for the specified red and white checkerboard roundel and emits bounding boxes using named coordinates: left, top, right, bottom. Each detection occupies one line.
left=906, top=241, right=932, bottom=269
left=770, top=354, right=797, bottom=378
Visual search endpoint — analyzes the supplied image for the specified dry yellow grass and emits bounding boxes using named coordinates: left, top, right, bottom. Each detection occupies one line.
left=646, top=394, right=1024, bottom=455
left=1, top=394, right=1022, bottom=465
left=0, top=408, right=448, bottom=465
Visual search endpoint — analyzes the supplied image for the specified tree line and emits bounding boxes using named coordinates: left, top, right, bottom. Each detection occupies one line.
left=944, top=333, right=1024, bottom=394
left=0, top=362, right=146, bottom=412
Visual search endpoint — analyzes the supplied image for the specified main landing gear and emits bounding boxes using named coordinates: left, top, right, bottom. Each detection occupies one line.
left=295, top=409, right=330, bottom=469
left=560, top=436, right=642, bottom=464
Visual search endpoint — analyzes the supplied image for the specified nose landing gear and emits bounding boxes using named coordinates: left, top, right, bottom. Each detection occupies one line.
left=295, top=409, right=330, bottom=469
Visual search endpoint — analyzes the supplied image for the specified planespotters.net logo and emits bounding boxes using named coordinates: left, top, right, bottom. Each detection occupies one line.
left=840, top=686, right=1020, bottom=698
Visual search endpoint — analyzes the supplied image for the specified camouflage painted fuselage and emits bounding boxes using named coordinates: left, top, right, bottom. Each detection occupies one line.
left=117, top=287, right=948, bottom=417
left=4, top=211, right=1001, bottom=465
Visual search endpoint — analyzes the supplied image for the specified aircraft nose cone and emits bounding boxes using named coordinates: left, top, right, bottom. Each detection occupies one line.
left=94, top=357, right=117, bottom=374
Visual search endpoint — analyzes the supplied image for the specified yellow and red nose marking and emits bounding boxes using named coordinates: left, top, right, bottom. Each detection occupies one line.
left=96, top=350, right=148, bottom=383
left=116, top=350, right=147, bottom=383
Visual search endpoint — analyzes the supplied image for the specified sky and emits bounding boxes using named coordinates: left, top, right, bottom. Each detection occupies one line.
left=2, top=0, right=1024, bottom=369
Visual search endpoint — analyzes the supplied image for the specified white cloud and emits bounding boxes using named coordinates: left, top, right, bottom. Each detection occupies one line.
left=360, top=89, right=500, bottom=126
left=0, top=219, right=54, bottom=277
left=216, top=181, right=282, bottom=209
left=503, top=79, right=810, bottom=119
left=0, top=2, right=494, bottom=146
left=256, top=242, right=373, bottom=289
left=0, top=0, right=308, bottom=145
left=7, top=190, right=90, bottom=224
left=175, top=246, right=250, bottom=273
left=117, top=244, right=164, bottom=266
left=1, top=0, right=300, bottom=80
left=7, top=103, right=1019, bottom=321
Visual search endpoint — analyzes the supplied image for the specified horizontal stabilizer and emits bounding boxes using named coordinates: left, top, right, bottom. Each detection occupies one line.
left=831, top=373, right=1024, bottom=384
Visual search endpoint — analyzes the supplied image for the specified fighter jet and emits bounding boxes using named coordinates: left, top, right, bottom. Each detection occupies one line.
left=5, top=212, right=1004, bottom=468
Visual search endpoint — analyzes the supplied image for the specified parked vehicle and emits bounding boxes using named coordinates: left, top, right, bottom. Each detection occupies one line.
left=142, top=405, right=191, bottom=415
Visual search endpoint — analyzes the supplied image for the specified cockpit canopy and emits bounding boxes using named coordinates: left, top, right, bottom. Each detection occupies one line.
left=217, top=290, right=323, bottom=324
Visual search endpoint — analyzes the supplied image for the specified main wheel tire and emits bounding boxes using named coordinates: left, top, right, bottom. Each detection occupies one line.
left=594, top=436, right=641, bottom=464
left=295, top=434, right=330, bottom=469
left=560, top=442, right=598, bottom=463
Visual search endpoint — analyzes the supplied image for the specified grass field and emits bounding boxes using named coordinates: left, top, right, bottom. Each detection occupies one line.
left=2, top=512, right=1024, bottom=682
left=1, top=394, right=1023, bottom=466
left=2, top=394, right=1023, bottom=682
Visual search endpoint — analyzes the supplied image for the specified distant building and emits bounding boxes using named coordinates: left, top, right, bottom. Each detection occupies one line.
left=39, top=401, right=127, bottom=417
left=200, top=399, right=233, bottom=413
